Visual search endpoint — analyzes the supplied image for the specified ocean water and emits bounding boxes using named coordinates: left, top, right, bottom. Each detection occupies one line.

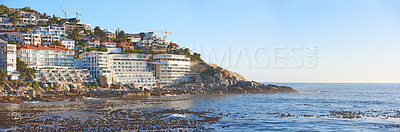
left=1, top=83, right=400, bottom=131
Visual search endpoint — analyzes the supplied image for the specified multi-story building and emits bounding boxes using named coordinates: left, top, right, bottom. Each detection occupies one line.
left=109, top=54, right=156, bottom=89
left=0, top=39, right=18, bottom=80
left=104, top=29, right=115, bottom=39
left=137, top=32, right=171, bottom=48
left=7, top=32, right=41, bottom=45
left=81, top=51, right=112, bottom=80
left=18, top=11, right=48, bottom=25
left=86, top=38, right=100, bottom=48
left=151, top=54, right=191, bottom=86
left=101, top=39, right=116, bottom=48
left=126, top=34, right=141, bottom=43
left=36, top=24, right=67, bottom=38
left=61, top=38, right=75, bottom=50
left=17, top=44, right=75, bottom=69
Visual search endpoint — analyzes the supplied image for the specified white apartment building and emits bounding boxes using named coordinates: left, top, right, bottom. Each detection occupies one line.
left=17, top=44, right=75, bottom=69
left=35, top=24, right=66, bottom=45
left=137, top=32, right=171, bottom=48
left=7, top=32, right=41, bottom=45
left=81, top=51, right=112, bottom=80
left=36, top=24, right=67, bottom=38
left=0, top=39, right=18, bottom=80
left=151, top=54, right=191, bottom=86
left=19, top=11, right=48, bottom=25
left=110, top=54, right=156, bottom=89
left=61, top=38, right=75, bottom=50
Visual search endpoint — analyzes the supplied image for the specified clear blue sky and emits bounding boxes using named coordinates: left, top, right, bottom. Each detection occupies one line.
left=4, top=0, right=400, bottom=83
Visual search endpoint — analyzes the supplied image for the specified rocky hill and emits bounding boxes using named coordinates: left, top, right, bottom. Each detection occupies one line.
left=152, top=62, right=297, bottom=95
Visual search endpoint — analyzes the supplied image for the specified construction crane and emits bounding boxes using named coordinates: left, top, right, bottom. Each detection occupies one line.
left=148, top=28, right=173, bottom=40
left=60, top=6, right=67, bottom=19
left=63, top=7, right=82, bottom=21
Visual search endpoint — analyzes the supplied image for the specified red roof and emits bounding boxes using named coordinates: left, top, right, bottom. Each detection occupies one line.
left=101, top=39, right=116, bottom=43
left=18, top=44, right=73, bottom=52
left=168, top=43, right=179, bottom=47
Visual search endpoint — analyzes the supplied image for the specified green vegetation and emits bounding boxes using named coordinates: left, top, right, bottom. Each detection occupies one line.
left=18, top=7, right=39, bottom=14
left=46, top=14, right=61, bottom=26
left=40, top=13, right=47, bottom=19
left=0, top=68, right=7, bottom=87
left=37, top=20, right=46, bottom=26
left=54, top=41, right=62, bottom=46
left=203, top=68, right=215, bottom=76
left=87, top=44, right=108, bottom=52
left=94, top=26, right=106, bottom=40
left=16, top=57, right=36, bottom=78
left=8, top=41, right=18, bottom=45
left=67, top=28, right=82, bottom=41
left=112, top=29, right=127, bottom=42
left=0, top=4, right=9, bottom=16
left=32, top=81, right=39, bottom=91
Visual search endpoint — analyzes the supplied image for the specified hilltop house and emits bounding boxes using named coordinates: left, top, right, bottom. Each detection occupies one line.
left=86, top=38, right=100, bottom=48
left=117, top=41, right=135, bottom=50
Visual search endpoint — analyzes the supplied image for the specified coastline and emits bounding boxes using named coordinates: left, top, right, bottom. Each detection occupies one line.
left=0, top=83, right=297, bottom=104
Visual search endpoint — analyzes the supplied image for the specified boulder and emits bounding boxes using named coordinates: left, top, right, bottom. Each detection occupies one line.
left=98, top=75, right=111, bottom=88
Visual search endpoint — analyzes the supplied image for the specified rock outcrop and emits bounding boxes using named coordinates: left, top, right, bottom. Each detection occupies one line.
left=156, top=62, right=297, bottom=95
left=98, top=75, right=111, bottom=88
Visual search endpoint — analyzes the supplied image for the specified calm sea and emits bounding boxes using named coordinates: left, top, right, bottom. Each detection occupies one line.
left=1, top=83, right=400, bottom=131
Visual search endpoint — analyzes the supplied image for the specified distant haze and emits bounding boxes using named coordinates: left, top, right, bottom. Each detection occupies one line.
left=5, top=0, right=400, bottom=83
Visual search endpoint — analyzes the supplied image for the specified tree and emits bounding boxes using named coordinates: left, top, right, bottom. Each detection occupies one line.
left=0, top=4, right=9, bottom=15
left=97, top=44, right=108, bottom=52
left=40, top=13, right=47, bottom=19
left=37, top=20, right=46, bottom=26
left=16, top=57, right=36, bottom=78
left=54, top=41, right=62, bottom=46
left=117, top=30, right=127, bottom=40
left=19, top=7, right=38, bottom=14
left=67, top=28, right=81, bottom=41
left=94, top=26, right=106, bottom=39
left=87, top=48, right=94, bottom=52
left=32, top=81, right=39, bottom=90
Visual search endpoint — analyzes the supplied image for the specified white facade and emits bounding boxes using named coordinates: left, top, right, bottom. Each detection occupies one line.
left=19, top=11, right=48, bottom=25
left=110, top=54, right=156, bottom=89
left=0, top=40, right=17, bottom=75
left=107, top=48, right=122, bottom=53
left=126, top=34, right=141, bottom=43
left=100, top=40, right=117, bottom=48
left=7, top=32, right=41, bottom=45
left=61, top=38, right=75, bottom=50
left=82, top=51, right=112, bottom=80
left=17, top=44, right=75, bottom=69
left=34, top=67, right=95, bottom=83
left=137, top=32, right=171, bottom=48
left=151, top=54, right=191, bottom=86
left=36, top=24, right=67, bottom=38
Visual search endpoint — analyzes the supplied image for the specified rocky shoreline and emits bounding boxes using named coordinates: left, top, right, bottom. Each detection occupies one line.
left=0, top=83, right=297, bottom=103
left=0, top=63, right=297, bottom=104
